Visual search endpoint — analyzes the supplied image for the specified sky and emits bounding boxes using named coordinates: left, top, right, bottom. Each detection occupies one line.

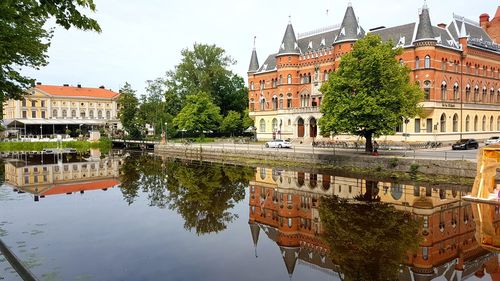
left=23, top=0, right=498, bottom=96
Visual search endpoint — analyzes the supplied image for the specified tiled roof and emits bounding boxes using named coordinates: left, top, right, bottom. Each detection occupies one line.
left=36, top=85, right=120, bottom=99
left=41, top=179, right=120, bottom=196
left=278, top=23, right=301, bottom=55
left=335, top=5, right=365, bottom=43
left=298, top=28, right=339, bottom=53
left=371, top=23, right=416, bottom=47
left=415, top=6, right=436, bottom=41
left=257, top=53, right=277, bottom=73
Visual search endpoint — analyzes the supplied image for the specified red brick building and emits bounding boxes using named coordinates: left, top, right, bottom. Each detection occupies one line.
left=248, top=4, right=500, bottom=143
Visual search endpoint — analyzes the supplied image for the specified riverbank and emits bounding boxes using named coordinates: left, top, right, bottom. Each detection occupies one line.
left=155, top=144, right=477, bottom=184
left=0, top=138, right=112, bottom=152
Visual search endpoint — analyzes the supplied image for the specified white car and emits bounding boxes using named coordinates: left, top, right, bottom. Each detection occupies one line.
left=265, top=139, right=292, bottom=148
left=485, top=136, right=500, bottom=145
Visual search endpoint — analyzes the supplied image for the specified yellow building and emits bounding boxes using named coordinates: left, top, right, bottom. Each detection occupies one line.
left=3, top=83, right=121, bottom=138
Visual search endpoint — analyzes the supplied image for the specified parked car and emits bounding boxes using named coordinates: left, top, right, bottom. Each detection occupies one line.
left=452, top=139, right=479, bottom=150
left=485, top=136, right=500, bottom=145
left=265, top=139, right=292, bottom=148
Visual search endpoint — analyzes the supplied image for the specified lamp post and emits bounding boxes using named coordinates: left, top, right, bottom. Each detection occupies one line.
left=40, top=125, right=43, bottom=139
left=165, top=122, right=168, bottom=142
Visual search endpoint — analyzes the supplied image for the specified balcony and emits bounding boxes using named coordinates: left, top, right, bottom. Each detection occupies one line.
left=277, top=106, right=320, bottom=114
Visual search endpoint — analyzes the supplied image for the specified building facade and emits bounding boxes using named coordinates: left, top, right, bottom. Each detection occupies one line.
left=248, top=4, right=500, bottom=142
left=3, top=83, right=121, bottom=137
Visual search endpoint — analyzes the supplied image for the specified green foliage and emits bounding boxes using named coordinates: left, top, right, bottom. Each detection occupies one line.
left=138, top=78, right=174, bottom=136
left=0, top=140, right=111, bottom=152
left=220, top=111, right=242, bottom=136
left=409, top=163, right=420, bottom=179
left=173, top=91, right=222, bottom=134
left=0, top=0, right=101, bottom=109
left=163, top=43, right=248, bottom=116
left=388, top=157, right=399, bottom=168
left=118, top=83, right=141, bottom=139
left=320, top=196, right=420, bottom=280
left=319, top=34, right=423, bottom=152
left=242, top=109, right=254, bottom=130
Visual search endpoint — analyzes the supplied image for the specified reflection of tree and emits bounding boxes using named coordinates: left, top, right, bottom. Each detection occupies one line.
left=118, top=153, right=254, bottom=235
left=320, top=196, right=420, bottom=281
left=166, top=164, right=253, bottom=235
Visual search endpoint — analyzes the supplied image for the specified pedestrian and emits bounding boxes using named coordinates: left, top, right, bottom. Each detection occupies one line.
left=373, top=141, right=379, bottom=156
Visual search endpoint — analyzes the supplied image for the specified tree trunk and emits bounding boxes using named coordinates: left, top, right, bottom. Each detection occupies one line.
left=364, top=131, right=373, bottom=153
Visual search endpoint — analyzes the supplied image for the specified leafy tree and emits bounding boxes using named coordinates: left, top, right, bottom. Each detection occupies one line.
left=320, top=196, right=420, bottom=280
left=118, top=83, right=141, bottom=139
left=173, top=91, right=222, bottom=134
left=242, top=109, right=254, bottom=129
left=221, top=111, right=242, bottom=136
left=138, top=78, right=174, bottom=136
left=164, top=43, right=248, bottom=116
left=0, top=0, right=101, bottom=107
left=319, top=34, right=423, bottom=153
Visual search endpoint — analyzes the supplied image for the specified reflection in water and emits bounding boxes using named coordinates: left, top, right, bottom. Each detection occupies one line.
left=3, top=151, right=123, bottom=201
left=119, top=154, right=255, bottom=235
left=249, top=167, right=500, bottom=280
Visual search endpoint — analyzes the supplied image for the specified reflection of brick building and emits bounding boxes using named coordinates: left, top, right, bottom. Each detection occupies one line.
left=248, top=4, right=500, bottom=142
left=248, top=167, right=500, bottom=279
left=4, top=152, right=122, bottom=201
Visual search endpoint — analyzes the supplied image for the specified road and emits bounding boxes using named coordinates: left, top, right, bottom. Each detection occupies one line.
left=164, top=142, right=481, bottom=162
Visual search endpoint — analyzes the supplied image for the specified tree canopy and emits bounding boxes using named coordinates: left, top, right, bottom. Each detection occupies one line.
left=320, top=195, right=420, bottom=280
left=173, top=91, right=222, bottom=134
left=220, top=110, right=242, bottom=136
left=319, top=34, right=423, bottom=152
left=0, top=0, right=101, bottom=103
left=118, top=83, right=141, bottom=138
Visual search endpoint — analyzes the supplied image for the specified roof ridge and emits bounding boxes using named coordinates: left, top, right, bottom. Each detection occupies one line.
left=297, top=24, right=341, bottom=39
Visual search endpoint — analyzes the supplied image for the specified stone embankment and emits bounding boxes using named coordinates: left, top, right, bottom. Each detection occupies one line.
left=155, top=144, right=477, bottom=178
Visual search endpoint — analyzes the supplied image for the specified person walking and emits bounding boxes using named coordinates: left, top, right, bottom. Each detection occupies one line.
left=373, top=141, right=379, bottom=156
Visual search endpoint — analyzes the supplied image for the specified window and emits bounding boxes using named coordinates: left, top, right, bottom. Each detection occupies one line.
left=250, top=82, right=254, bottom=90
left=483, top=87, right=487, bottom=102
left=491, top=88, right=495, bottom=103
left=31, top=111, right=36, bottom=118
left=259, top=98, right=265, bottom=111
left=453, top=84, right=459, bottom=100
left=465, top=115, right=470, bottom=132
left=287, top=94, right=292, bottom=108
left=22, top=111, right=27, bottom=118
left=89, top=110, right=94, bottom=119
left=474, top=86, right=479, bottom=102
left=279, top=94, right=283, bottom=109
left=474, top=115, right=478, bottom=131
left=324, top=71, right=329, bottom=81
left=62, top=110, right=67, bottom=118
left=415, top=57, right=420, bottom=69
left=452, top=114, right=458, bottom=132
left=272, top=96, right=277, bottom=110
left=52, top=109, right=57, bottom=118
left=399, top=58, right=404, bottom=65
left=98, top=110, right=103, bottom=119
left=279, top=75, right=283, bottom=85
left=31, top=100, right=36, bottom=107
left=423, top=80, right=431, bottom=100
left=272, top=118, right=278, bottom=132
left=440, top=113, right=446, bottom=132
left=482, top=116, right=487, bottom=131
left=259, top=81, right=264, bottom=90
left=287, top=74, right=292, bottom=84
left=490, top=116, right=494, bottom=131
left=22, top=99, right=26, bottom=107
left=106, top=111, right=111, bottom=119
left=441, top=59, right=446, bottom=71
left=426, top=118, right=433, bottom=133
left=441, top=82, right=447, bottom=101
left=80, top=110, right=86, bottom=118
left=259, top=119, right=266, bottom=132
left=71, top=110, right=76, bottom=118
left=424, top=55, right=430, bottom=68
left=250, top=99, right=255, bottom=111
left=41, top=111, right=45, bottom=119
left=414, top=118, right=421, bottom=133
left=465, top=85, right=471, bottom=101
left=41, top=100, right=45, bottom=107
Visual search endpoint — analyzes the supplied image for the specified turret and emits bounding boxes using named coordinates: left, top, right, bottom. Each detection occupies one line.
left=279, top=246, right=300, bottom=278
left=334, top=2, right=365, bottom=44
left=248, top=37, right=260, bottom=74
left=414, top=2, right=437, bottom=45
left=277, top=20, right=300, bottom=56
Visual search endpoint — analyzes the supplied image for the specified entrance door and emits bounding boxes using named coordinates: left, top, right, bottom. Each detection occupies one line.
left=297, top=118, right=304, bottom=137
left=309, top=118, right=317, bottom=138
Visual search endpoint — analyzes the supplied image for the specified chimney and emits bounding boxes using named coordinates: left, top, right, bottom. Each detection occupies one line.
left=437, top=23, right=447, bottom=28
left=480, top=13, right=490, bottom=29
left=63, top=84, right=69, bottom=87
left=36, top=82, right=42, bottom=86
left=77, top=84, right=81, bottom=88
left=99, top=85, right=105, bottom=89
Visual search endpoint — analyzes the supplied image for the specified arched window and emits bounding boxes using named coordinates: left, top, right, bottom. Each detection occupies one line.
left=250, top=98, right=255, bottom=111
left=424, top=80, right=431, bottom=100
left=465, top=115, right=470, bottom=132
left=324, top=71, right=329, bottom=81
left=415, top=57, right=420, bottom=69
left=441, top=82, right=447, bottom=101
left=424, top=55, right=430, bottom=69
left=52, top=109, right=57, bottom=118
left=250, top=82, right=254, bottom=90
left=279, top=94, right=284, bottom=109
left=491, top=88, right=495, bottom=103
left=272, top=118, right=278, bottom=132
left=452, top=114, right=458, bottom=132
left=260, top=97, right=265, bottom=111
left=474, top=115, right=478, bottom=131
left=259, top=119, right=266, bottom=132
left=482, top=116, right=487, bottom=131
left=71, top=110, right=76, bottom=118
left=465, top=85, right=471, bottom=101
left=490, top=116, right=494, bottom=131
left=287, top=93, right=292, bottom=108
left=440, top=113, right=446, bottom=132
left=80, top=110, right=86, bottom=119
left=89, top=110, right=94, bottom=119
left=62, top=109, right=67, bottom=118
left=272, top=96, right=278, bottom=110
left=287, top=74, right=292, bottom=84
left=106, top=111, right=111, bottom=119
left=483, top=87, right=487, bottom=102
left=279, top=75, right=283, bottom=85
left=98, top=110, right=103, bottom=119
left=474, top=86, right=479, bottom=102
left=453, top=83, right=459, bottom=100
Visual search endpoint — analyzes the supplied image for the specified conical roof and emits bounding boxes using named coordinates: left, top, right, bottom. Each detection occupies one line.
left=415, top=4, right=436, bottom=41
left=278, top=23, right=300, bottom=56
left=248, top=49, right=259, bottom=73
left=494, top=6, right=500, bottom=20
left=335, top=4, right=365, bottom=43
left=280, top=246, right=300, bottom=278
left=249, top=222, right=260, bottom=247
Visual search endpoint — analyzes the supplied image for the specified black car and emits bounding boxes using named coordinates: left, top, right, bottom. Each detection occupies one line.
left=452, top=139, right=479, bottom=150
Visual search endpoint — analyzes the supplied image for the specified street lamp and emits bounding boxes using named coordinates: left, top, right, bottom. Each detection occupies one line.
left=40, top=125, right=43, bottom=139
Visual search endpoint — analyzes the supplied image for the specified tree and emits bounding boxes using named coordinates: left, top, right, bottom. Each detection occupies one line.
left=242, top=109, right=254, bottom=129
left=173, top=91, right=222, bottom=134
left=319, top=34, right=423, bottom=153
left=220, top=111, right=242, bottom=136
left=0, top=0, right=101, bottom=106
left=320, top=196, right=420, bottom=280
left=118, top=83, right=141, bottom=139
left=164, top=43, right=248, bottom=116
left=138, top=78, right=174, bottom=136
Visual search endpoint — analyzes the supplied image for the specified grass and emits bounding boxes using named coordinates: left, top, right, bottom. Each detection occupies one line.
left=0, top=138, right=112, bottom=153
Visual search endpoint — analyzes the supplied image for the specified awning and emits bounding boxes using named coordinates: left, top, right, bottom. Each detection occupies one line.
left=4, top=118, right=116, bottom=127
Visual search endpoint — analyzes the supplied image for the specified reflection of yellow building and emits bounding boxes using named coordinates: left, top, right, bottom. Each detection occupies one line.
left=3, top=83, right=121, bottom=137
left=249, top=167, right=500, bottom=279
left=4, top=152, right=123, bottom=201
